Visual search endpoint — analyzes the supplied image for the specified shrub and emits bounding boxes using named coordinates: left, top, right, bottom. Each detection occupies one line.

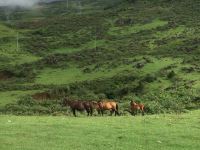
left=167, top=70, right=176, bottom=79
left=143, top=74, right=157, bottom=83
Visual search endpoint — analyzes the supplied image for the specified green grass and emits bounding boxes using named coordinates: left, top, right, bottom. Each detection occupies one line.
left=35, top=64, right=133, bottom=85
left=0, top=110, right=199, bottom=150
left=53, top=40, right=106, bottom=54
left=0, top=90, right=41, bottom=107
left=146, top=78, right=172, bottom=91
left=193, top=81, right=200, bottom=89
left=141, top=57, right=181, bottom=74
left=154, top=26, right=185, bottom=39
left=0, top=23, right=17, bottom=38
left=35, top=57, right=182, bottom=85
left=148, top=26, right=186, bottom=50
left=0, top=23, right=40, bottom=68
left=0, top=52, right=41, bottom=69
left=0, top=23, right=19, bottom=52
left=108, top=19, right=168, bottom=36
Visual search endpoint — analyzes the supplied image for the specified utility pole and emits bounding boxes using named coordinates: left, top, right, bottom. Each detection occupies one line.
left=95, top=27, right=97, bottom=51
left=78, top=0, right=82, bottom=14
left=16, top=32, right=19, bottom=51
left=5, top=9, right=10, bottom=24
left=67, top=0, right=69, bottom=8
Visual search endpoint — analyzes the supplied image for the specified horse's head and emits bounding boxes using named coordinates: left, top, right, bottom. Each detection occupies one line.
left=97, top=100, right=103, bottom=105
left=97, top=100, right=104, bottom=108
left=130, top=100, right=136, bottom=105
left=91, top=101, right=100, bottom=109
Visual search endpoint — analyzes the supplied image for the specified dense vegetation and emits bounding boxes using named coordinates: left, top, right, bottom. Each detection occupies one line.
left=0, top=0, right=199, bottom=115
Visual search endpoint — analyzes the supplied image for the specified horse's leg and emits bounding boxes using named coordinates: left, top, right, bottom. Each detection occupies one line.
left=90, top=108, right=93, bottom=116
left=115, top=110, right=118, bottom=116
left=142, top=111, right=144, bottom=116
left=142, top=108, right=145, bottom=116
left=86, top=109, right=90, bottom=116
left=115, top=109, right=119, bottom=116
left=130, top=109, right=134, bottom=116
left=110, top=109, right=114, bottom=116
left=97, top=109, right=101, bottom=115
left=130, top=109, right=133, bottom=116
left=72, top=109, right=76, bottom=117
left=135, top=109, right=138, bottom=116
left=101, top=110, right=104, bottom=116
left=87, top=111, right=89, bottom=116
left=133, top=110, right=136, bottom=116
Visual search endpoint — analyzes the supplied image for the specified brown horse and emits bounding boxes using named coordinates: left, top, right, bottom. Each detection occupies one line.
left=62, top=98, right=94, bottom=117
left=130, top=100, right=145, bottom=116
left=98, top=100, right=119, bottom=116
left=91, top=101, right=101, bottom=115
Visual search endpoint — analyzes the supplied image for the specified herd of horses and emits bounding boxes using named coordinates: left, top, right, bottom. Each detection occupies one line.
left=62, top=98, right=145, bottom=117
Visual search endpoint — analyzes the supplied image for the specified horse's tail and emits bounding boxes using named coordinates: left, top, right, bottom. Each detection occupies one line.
left=115, top=103, right=120, bottom=115
left=142, top=105, right=145, bottom=116
left=116, top=103, right=119, bottom=111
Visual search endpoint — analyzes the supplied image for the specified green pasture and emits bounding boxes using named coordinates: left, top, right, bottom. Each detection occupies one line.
left=0, top=90, right=41, bottom=107
left=0, top=110, right=199, bottom=150
left=35, top=57, right=180, bottom=85
left=108, top=19, right=168, bottom=36
left=35, top=64, right=133, bottom=85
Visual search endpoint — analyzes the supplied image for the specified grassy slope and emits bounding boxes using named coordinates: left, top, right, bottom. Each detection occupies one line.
left=35, top=57, right=178, bottom=85
left=0, top=90, right=40, bottom=107
left=0, top=0, right=199, bottom=110
left=108, top=19, right=168, bottom=36
left=0, top=23, right=40, bottom=69
left=0, top=110, right=200, bottom=150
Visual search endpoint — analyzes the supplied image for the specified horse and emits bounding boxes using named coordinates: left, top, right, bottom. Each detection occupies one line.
left=91, top=101, right=101, bottom=115
left=130, top=100, right=145, bottom=116
left=62, top=98, right=94, bottom=117
left=97, top=100, right=119, bottom=116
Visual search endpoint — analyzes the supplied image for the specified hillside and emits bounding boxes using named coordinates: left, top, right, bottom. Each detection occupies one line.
left=0, top=0, right=200, bottom=114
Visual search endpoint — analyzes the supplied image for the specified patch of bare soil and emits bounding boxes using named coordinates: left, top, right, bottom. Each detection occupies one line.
left=0, top=70, right=14, bottom=81
left=32, top=92, right=53, bottom=100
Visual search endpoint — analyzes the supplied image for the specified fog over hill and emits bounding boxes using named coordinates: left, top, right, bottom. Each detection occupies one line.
left=0, top=0, right=61, bottom=8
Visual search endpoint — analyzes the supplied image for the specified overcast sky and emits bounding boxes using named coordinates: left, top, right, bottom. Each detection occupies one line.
left=0, top=0, right=60, bottom=8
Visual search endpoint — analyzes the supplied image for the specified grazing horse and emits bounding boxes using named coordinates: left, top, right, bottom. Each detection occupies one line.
left=62, top=99, right=93, bottom=117
left=130, top=100, right=145, bottom=116
left=98, top=100, right=119, bottom=116
left=91, top=101, right=101, bottom=115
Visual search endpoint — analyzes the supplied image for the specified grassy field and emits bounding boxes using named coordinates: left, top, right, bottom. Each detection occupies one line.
left=35, top=65, right=133, bottom=85
left=0, top=90, right=41, bottom=107
left=35, top=57, right=179, bottom=85
left=108, top=19, right=168, bottom=36
left=0, top=110, right=199, bottom=150
left=0, top=1, right=199, bottom=149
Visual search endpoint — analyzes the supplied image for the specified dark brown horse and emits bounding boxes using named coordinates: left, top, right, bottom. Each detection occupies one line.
left=130, top=100, right=145, bottom=116
left=98, top=100, right=119, bottom=116
left=62, top=98, right=94, bottom=117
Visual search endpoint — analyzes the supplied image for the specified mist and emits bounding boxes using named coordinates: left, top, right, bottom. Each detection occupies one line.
left=0, top=0, right=60, bottom=8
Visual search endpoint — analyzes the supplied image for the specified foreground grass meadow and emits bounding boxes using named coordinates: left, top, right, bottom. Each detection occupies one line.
left=0, top=111, right=200, bottom=150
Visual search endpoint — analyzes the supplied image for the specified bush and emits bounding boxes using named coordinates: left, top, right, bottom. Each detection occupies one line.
left=167, top=70, right=176, bottom=79
left=143, top=74, right=157, bottom=83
